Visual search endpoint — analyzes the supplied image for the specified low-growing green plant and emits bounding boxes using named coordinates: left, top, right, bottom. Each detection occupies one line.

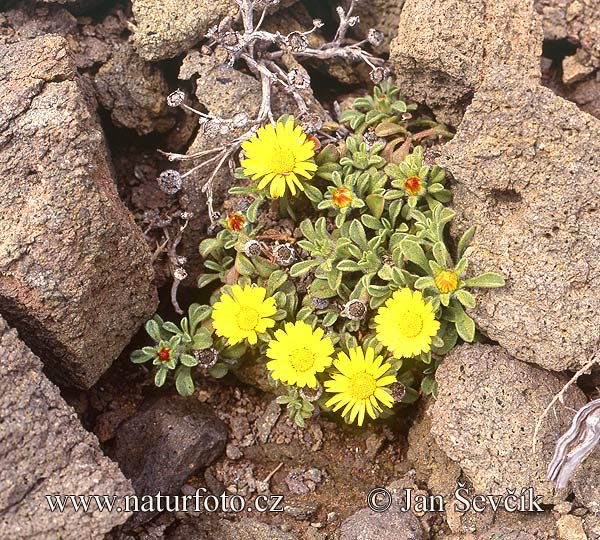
left=133, top=80, right=504, bottom=427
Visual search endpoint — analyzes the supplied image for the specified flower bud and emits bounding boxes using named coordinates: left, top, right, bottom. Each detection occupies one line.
left=312, top=297, right=329, bottom=310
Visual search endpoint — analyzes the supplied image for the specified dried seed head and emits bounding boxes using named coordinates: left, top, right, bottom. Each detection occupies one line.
left=194, top=347, right=219, bottom=369
left=388, top=381, right=406, bottom=403
left=232, top=112, right=248, bottom=128
left=299, top=113, right=324, bottom=134
left=344, top=299, right=367, bottom=320
left=173, top=267, right=188, bottom=281
left=244, top=240, right=262, bottom=258
left=273, top=243, right=296, bottom=266
left=347, top=16, right=360, bottom=27
left=180, top=211, right=194, bottom=220
left=158, top=169, right=182, bottom=195
left=313, top=19, right=324, bottom=28
left=167, top=89, right=185, bottom=107
left=221, top=31, right=243, bottom=52
left=300, top=384, right=323, bottom=402
left=363, top=129, right=386, bottom=150
left=367, top=28, right=385, bottom=47
left=312, top=297, right=329, bottom=310
left=175, top=255, right=188, bottom=266
left=369, top=66, right=389, bottom=85
left=287, top=68, right=311, bottom=90
left=286, top=31, right=309, bottom=52
left=381, top=253, right=394, bottom=267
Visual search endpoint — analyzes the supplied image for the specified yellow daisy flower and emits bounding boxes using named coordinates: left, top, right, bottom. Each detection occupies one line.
left=266, top=321, right=334, bottom=388
left=212, top=284, right=277, bottom=346
left=241, top=119, right=318, bottom=198
left=324, top=346, right=396, bottom=426
left=374, top=288, right=440, bottom=358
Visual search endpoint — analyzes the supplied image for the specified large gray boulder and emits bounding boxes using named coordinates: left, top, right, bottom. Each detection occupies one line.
left=0, top=316, right=132, bottom=539
left=431, top=344, right=586, bottom=503
left=439, top=65, right=600, bottom=372
left=390, top=0, right=542, bottom=125
left=0, top=35, right=158, bottom=388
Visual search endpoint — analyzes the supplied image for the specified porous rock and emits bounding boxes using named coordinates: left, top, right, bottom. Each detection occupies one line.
left=353, top=0, right=406, bottom=54
left=534, top=0, right=600, bottom=67
left=339, top=479, right=424, bottom=540
left=131, top=0, right=294, bottom=61
left=168, top=517, right=298, bottom=540
left=112, top=395, right=228, bottom=524
left=431, top=344, right=586, bottom=503
left=390, top=0, right=543, bottom=125
left=439, top=65, right=600, bottom=372
left=0, top=316, right=132, bottom=539
left=444, top=511, right=558, bottom=540
left=0, top=35, right=158, bottom=388
left=95, top=41, right=175, bottom=135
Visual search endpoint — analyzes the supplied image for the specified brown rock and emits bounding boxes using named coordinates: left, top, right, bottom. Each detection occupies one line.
left=353, top=0, right=406, bottom=54
left=0, top=316, right=133, bottom=539
left=439, top=65, right=600, bottom=371
left=0, top=35, right=157, bottom=388
left=431, top=344, right=586, bottom=503
left=95, top=42, right=176, bottom=135
left=535, top=0, right=600, bottom=68
left=566, top=76, right=600, bottom=119
left=444, top=511, right=558, bottom=540
left=390, top=0, right=543, bottom=125
left=562, top=51, right=595, bottom=84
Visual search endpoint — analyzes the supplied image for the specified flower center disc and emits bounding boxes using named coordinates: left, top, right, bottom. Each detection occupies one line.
left=270, top=148, right=296, bottom=175
left=237, top=308, right=260, bottom=331
left=350, top=372, right=377, bottom=400
left=289, top=348, right=315, bottom=372
left=398, top=312, right=424, bottom=338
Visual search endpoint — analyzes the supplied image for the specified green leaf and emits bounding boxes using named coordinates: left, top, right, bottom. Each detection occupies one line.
left=130, top=349, right=152, bottom=364
left=175, top=366, right=195, bottom=396
left=464, top=272, right=505, bottom=288
left=454, top=304, right=475, bottom=342
left=414, top=276, right=435, bottom=290
left=189, top=304, right=212, bottom=331
left=221, top=342, right=247, bottom=359
left=246, top=196, right=264, bottom=223
left=303, top=182, right=323, bottom=203
left=455, top=289, right=476, bottom=308
left=316, top=144, right=341, bottom=165
left=253, top=256, right=279, bottom=278
left=365, top=194, right=385, bottom=219
left=400, top=240, right=429, bottom=272
left=336, top=260, right=361, bottom=272
left=180, top=353, right=199, bottom=367
left=349, top=220, right=368, bottom=250
left=457, top=226, right=476, bottom=259
left=235, top=252, right=255, bottom=276
left=361, top=214, right=382, bottom=230
left=290, top=259, right=320, bottom=277
left=322, top=311, right=339, bottom=327
left=311, top=278, right=337, bottom=298
left=145, top=319, right=161, bottom=342
left=432, top=242, right=449, bottom=267
left=197, top=273, right=220, bottom=289
left=267, top=270, right=288, bottom=294
left=192, top=327, right=213, bottom=350
left=209, top=363, right=229, bottom=378
left=199, top=238, right=222, bottom=258
left=421, top=376, right=437, bottom=396
left=154, top=368, right=167, bottom=387
left=162, top=321, right=181, bottom=335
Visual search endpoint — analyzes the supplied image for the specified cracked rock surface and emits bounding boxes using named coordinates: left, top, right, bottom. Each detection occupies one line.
left=439, top=65, right=600, bottom=372
left=431, top=344, right=586, bottom=503
left=0, top=35, right=158, bottom=388
left=390, top=0, right=543, bottom=125
left=0, top=315, right=132, bottom=539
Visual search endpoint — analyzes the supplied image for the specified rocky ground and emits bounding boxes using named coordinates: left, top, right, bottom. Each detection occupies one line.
left=2, top=0, right=600, bottom=539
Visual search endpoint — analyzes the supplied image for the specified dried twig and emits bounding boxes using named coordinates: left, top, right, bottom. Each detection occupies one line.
left=532, top=354, right=600, bottom=454
left=548, top=398, right=600, bottom=489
